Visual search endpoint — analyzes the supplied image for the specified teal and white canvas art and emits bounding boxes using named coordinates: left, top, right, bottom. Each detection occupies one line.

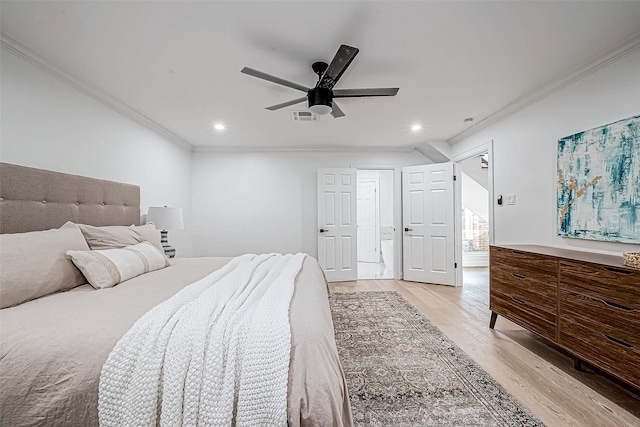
left=557, top=114, right=640, bottom=244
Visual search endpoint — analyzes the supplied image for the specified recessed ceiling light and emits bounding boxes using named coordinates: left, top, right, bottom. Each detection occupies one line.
left=214, top=123, right=225, bottom=131
left=411, top=124, right=422, bottom=131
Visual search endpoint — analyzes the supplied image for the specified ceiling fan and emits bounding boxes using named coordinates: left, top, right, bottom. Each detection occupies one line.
left=241, top=44, right=399, bottom=118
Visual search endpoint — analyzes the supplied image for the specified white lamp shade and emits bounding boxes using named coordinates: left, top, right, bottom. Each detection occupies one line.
left=147, top=206, right=184, bottom=230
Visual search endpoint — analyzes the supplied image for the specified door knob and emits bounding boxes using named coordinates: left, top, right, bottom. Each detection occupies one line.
left=404, top=227, right=413, bottom=232
left=319, top=228, right=328, bottom=233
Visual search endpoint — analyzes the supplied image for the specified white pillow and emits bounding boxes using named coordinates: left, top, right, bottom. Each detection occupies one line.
left=66, top=242, right=169, bottom=289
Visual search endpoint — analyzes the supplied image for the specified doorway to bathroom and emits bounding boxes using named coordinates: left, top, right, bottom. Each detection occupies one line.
left=356, top=170, right=394, bottom=279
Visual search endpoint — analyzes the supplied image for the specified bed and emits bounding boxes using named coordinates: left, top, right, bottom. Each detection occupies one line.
left=0, top=162, right=353, bottom=426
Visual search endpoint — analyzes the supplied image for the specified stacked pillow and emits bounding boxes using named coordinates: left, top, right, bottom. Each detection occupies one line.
left=62, top=222, right=164, bottom=252
left=0, top=222, right=169, bottom=308
left=0, top=227, right=90, bottom=308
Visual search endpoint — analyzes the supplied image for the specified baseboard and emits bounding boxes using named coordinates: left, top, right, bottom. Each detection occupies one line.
left=463, top=251, right=489, bottom=267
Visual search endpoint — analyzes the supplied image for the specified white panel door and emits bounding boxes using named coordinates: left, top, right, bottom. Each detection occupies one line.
left=402, top=163, right=458, bottom=285
left=357, top=180, right=379, bottom=263
left=318, top=168, right=357, bottom=282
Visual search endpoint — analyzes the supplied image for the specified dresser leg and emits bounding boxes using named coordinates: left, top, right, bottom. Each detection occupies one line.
left=489, top=311, right=498, bottom=329
left=573, top=357, right=583, bottom=371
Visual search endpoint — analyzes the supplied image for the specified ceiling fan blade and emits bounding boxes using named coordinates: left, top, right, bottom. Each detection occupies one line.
left=330, top=101, right=345, bottom=118
left=317, top=45, right=359, bottom=90
left=333, top=88, right=399, bottom=98
left=266, top=97, right=308, bottom=111
left=241, top=67, right=309, bottom=93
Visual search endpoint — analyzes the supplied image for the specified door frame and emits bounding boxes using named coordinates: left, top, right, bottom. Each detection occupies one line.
left=451, top=140, right=496, bottom=248
left=352, top=164, right=402, bottom=280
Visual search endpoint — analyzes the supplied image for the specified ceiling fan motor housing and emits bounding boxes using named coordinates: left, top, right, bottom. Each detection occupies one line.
left=308, top=87, right=333, bottom=108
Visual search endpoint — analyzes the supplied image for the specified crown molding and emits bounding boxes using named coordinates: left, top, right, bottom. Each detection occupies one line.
left=1, top=32, right=194, bottom=151
left=448, top=32, right=640, bottom=145
left=192, top=145, right=418, bottom=153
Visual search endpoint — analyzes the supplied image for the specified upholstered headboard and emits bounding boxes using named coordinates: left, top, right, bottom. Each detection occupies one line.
left=0, top=163, right=140, bottom=233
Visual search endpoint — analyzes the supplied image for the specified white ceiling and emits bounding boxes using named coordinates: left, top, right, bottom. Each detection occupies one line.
left=2, top=1, right=640, bottom=151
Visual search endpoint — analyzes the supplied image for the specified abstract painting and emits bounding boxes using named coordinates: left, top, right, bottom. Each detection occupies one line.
left=557, top=114, right=640, bottom=244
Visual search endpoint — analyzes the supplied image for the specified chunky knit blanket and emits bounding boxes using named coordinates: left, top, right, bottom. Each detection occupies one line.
left=98, top=253, right=306, bottom=427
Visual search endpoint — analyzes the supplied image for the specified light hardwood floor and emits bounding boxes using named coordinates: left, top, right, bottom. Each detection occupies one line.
left=329, top=268, right=640, bottom=427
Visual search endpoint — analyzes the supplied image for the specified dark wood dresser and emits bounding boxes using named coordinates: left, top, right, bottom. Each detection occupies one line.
left=489, top=244, right=640, bottom=390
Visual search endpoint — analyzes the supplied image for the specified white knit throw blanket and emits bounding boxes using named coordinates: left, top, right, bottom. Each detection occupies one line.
left=98, top=253, right=306, bottom=427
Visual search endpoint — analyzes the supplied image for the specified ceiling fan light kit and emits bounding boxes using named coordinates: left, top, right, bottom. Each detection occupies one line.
left=308, top=87, right=333, bottom=115
left=309, top=104, right=332, bottom=116
left=241, top=45, right=399, bottom=118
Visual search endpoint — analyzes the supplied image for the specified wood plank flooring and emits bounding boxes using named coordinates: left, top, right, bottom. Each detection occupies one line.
left=329, top=268, right=640, bottom=427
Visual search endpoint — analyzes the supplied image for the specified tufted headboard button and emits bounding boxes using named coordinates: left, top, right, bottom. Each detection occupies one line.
left=101, top=202, right=105, bottom=206
left=42, top=200, right=47, bottom=204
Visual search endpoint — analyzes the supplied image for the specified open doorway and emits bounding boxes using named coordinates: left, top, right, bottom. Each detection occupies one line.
left=357, top=170, right=394, bottom=279
left=460, top=153, right=490, bottom=267
left=456, top=144, right=494, bottom=285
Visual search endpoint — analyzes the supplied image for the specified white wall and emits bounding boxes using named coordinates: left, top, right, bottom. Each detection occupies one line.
left=191, top=150, right=429, bottom=257
left=0, top=48, right=195, bottom=256
left=462, top=172, right=489, bottom=221
left=450, top=49, right=640, bottom=255
left=459, top=154, right=489, bottom=190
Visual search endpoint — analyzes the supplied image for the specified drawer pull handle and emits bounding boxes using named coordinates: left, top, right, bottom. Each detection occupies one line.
left=511, top=250, right=526, bottom=255
left=511, top=296, right=526, bottom=305
left=601, top=300, right=635, bottom=312
left=511, top=273, right=526, bottom=280
left=603, top=266, right=633, bottom=275
left=602, top=334, right=633, bottom=349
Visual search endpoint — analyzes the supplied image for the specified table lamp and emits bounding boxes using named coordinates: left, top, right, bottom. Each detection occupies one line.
left=146, top=206, right=184, bottom=258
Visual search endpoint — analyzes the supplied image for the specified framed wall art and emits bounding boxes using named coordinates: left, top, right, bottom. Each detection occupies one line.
left=557, top=114, right=640, bottom=244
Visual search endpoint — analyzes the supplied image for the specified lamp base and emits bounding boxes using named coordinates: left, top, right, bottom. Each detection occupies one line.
left=160, top=230, right=176, bottom=258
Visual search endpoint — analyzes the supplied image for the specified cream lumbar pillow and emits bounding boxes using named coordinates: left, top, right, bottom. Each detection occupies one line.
left=66, top=242, right=169, bottom=289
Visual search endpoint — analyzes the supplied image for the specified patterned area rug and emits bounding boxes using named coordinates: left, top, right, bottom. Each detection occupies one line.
left=330, top=291, right=545, bottom=426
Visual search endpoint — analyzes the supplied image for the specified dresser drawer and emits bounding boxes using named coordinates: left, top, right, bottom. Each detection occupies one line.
left=559, top=316, right=640, bottom=388
left=491, top=268, right=556, bottom=311
left=490, top=290, right=556, bottom=341
left=491, top=261, right=557, bottom=290
left=491, top=246, right=557, bottom=277
left=560, top=260, right=640, bottom=308
left=559, top=289, right=640, bottom=331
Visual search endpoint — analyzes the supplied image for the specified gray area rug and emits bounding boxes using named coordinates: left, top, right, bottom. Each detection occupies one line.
left=330, top=291, right=545, bottom=426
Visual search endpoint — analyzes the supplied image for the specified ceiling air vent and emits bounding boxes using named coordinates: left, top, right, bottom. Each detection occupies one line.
left=290, top=111, right=318, bottom=121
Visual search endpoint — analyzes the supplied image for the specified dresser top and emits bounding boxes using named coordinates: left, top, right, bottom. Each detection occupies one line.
left=491, top=244, right=638, bottom=270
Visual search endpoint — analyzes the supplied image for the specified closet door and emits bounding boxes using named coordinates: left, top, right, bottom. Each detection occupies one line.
left=357, top=179, right=379, bottom=263
left=317, top=168, right=357, bottom=282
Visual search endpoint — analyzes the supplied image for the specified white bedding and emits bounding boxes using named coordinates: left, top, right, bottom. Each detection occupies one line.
left=98, top=253, right=306, bottom=426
